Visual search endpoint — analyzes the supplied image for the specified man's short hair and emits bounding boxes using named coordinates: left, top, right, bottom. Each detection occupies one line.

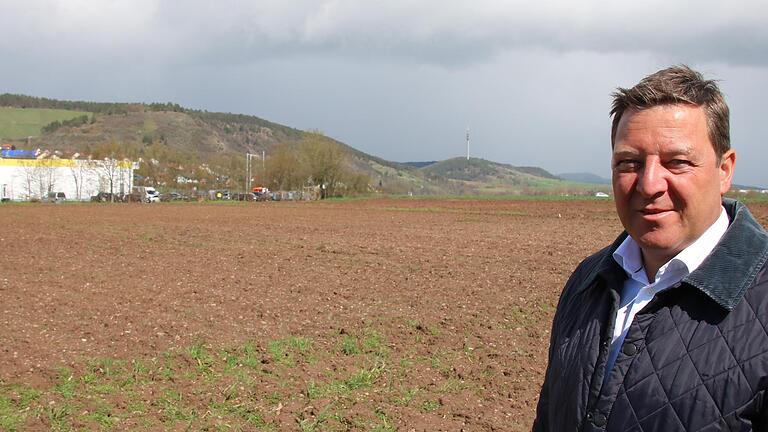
left=610, top=65, right=730, bottom=159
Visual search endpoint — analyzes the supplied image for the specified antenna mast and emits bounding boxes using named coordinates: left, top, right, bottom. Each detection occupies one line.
left=466, top=127, right=470, bottom=160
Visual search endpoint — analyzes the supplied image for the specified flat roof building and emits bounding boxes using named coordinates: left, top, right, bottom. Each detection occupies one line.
left=0, top=157, right=135, bottom=201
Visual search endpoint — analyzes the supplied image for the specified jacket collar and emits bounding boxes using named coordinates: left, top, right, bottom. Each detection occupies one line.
left=684, top=199, right=768, bottom=310
left=577, top=198, right=768, bottom=311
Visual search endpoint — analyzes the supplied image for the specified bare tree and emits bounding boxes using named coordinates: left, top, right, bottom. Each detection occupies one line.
left=82, top=160, right=102, bottom=199
left=97, top=158, right=121, bottom=202
left=18, top=160, right=39, bottom=200
left=38, top=159, right=59, bottom=197
left=69, top=159, right=98, bottom=200
left=69, top=160, right=85, bottom=200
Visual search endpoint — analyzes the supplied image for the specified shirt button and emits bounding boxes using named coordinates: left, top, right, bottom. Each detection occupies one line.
left=622, top=343, right=638, bottom=356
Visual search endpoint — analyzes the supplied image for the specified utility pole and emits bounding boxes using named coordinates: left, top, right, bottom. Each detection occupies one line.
left=245, top=153, right=250, bottom=192
left=245, top=152, right=257, bottom=192
left=245, top=151, right=266, bottom=192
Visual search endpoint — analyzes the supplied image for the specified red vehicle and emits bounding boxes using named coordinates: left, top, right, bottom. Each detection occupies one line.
left=252, top=186, right=270, bottom=201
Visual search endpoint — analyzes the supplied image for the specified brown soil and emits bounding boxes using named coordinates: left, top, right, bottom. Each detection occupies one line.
left=2, top=198, right=766, bottom=430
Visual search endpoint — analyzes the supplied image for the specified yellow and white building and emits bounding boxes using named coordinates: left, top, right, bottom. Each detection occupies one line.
left=0, top=157, right=135, bottom=201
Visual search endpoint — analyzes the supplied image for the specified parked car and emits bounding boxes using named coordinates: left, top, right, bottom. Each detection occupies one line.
left=160, top=192, right=182, bottom=202
left=253, top=191, right=270, bottom=201
left=208, top=190, right=231, bottom=200
left=44, top=191, right=66, bottom=203
left=91, top=192, right=116, bottom=202
left=132, top=186, right=161, bottom=203
left=232, top=193, right=253, bottom=201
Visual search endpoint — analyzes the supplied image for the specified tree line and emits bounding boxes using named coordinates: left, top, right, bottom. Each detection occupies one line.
left=41, top=115, right=92, bottom=134
left=75, top=133, right=370, bottom=198
left=0, top=94, right=188, bottom=115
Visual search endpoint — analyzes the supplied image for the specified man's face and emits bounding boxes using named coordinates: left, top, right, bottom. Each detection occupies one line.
left=612, top=104, right=735, bottom=263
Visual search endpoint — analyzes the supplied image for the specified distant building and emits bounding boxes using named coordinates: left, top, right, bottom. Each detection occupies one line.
left=176, top=175, right=199, bottom=184
left=0, top=157, right=135, bottom=201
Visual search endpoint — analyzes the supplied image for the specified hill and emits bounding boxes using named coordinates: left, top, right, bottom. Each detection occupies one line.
left=420, top=158, right=559, bottom=181
left=415, top=157, right=568, bottom=194
left=0, top=94, right=574, bottom=196
left=0, top=94, right=304, bottom=156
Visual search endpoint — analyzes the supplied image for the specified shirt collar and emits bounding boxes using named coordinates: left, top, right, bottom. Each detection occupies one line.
left=612, top=235, right=645, bottom=282
left=612, top=206, right=729, bottom=285
left=673, top=206, right=729, bottom=274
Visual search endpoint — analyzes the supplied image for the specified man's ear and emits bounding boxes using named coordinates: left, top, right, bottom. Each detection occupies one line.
left=719, top=149, right=736, bottom=195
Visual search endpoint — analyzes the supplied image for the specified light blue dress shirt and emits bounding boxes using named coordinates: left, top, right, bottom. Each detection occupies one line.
left=604, top=207, right=729, bottom=379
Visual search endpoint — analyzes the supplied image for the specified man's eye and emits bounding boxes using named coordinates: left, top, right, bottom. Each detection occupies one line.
left=667, top=159, right=692, bottom=169
left=614, top=160, right=640, bottom=171
left=666, top=159, right=693, bottom=171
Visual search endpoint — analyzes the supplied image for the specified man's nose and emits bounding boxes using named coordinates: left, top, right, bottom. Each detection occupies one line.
left=636, top=160, right=668, bottom=198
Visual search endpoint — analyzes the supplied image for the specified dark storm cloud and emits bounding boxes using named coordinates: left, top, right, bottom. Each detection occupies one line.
left=0, top=1, right=766, bottom=186
left=2, top=1, right=766, bottom=68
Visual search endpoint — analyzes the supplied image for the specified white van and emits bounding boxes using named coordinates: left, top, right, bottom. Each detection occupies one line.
left=133, top=186, right=161, bottom=203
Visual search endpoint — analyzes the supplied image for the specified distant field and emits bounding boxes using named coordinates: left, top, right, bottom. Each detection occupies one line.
left=0, top=107, right=91, bottom=139
left=469, top=178, right=612, bottom=196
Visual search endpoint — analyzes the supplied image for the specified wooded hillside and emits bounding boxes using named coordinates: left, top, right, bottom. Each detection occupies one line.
left=0, top=94, right=585, bottom=196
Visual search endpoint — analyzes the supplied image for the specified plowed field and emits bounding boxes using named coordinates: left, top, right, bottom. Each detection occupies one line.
left=2, top=199, right=765, bottom=431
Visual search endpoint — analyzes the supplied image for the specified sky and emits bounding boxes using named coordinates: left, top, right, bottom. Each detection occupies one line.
left=1, top=0, right=767, bottom=186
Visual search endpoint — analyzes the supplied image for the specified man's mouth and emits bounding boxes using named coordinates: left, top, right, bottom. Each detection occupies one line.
left=639, top=207, right=673, bottom=219
left=641, top=208, right=670, bottom=214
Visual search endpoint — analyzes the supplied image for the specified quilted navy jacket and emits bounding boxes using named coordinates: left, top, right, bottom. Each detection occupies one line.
left=533, top=199, right=768, bottom=431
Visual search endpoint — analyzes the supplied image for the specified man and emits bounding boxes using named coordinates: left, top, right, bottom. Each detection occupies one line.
left=533, top=65, right=768, bottom=431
